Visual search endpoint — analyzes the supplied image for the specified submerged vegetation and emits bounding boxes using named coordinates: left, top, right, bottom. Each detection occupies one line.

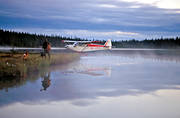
left=0, top=29, right=180, bottom=48
left=0, top=53, right=79, bottom=79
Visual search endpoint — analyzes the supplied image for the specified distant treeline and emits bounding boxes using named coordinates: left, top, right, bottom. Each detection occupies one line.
left=0, top=29, right=85, bottom=47
left=112, top=38, right=180, bottom=49
left=0, top=29, right=180, bottom=48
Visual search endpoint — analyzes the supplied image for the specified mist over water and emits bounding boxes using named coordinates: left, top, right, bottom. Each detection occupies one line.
left=0, top=50, right=180, bottom=118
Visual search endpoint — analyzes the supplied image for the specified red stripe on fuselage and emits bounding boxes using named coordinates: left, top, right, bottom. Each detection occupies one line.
left=87, top=44, right=105, bottom=47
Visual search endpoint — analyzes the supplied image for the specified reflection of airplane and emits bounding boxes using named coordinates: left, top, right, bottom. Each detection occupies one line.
left=62, top=39, right=112, bottom=52
left=63, top=66, right=111, bottom=77
left=81, top=67, right=111, bottom=77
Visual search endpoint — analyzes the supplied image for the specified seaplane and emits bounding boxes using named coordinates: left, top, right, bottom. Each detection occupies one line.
left=62, top=39, right=112, bottom=52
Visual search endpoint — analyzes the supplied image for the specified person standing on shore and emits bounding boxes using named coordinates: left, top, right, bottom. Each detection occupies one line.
left=42, top=39, right=51, bottom=59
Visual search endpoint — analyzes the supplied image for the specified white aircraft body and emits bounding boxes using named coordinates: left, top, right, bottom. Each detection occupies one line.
left=63, top=39, right=112, bottom=52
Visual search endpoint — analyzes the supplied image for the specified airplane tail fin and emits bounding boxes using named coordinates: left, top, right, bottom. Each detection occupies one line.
left=104, top=39, right=112, bottom=49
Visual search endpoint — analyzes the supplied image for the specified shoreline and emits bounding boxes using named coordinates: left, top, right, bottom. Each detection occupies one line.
left=0, top=52, right=80, bottom=79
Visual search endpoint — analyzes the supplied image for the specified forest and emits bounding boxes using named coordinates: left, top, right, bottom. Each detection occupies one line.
left=0, top=29, right=180, bottom=48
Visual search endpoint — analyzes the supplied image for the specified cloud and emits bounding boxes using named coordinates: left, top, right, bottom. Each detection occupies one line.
left=6, top=28, right=140, bottom=40
left=1, top=0, right=179, bottom=26
left=121, top=0, right=180, bottom=9
left=0, top=0, right=180, bottom=40
left=60, top=29, right=140, bottom=40
left=4, top=28, right=180, bottom=41
left=97, top=4, right=118, bottom=8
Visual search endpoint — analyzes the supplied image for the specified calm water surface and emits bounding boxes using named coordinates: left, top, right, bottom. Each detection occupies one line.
left=0, top=50, right=180, bottom=118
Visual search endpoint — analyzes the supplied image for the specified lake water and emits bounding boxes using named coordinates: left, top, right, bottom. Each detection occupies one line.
left=0, top=50, right=180, bottom=118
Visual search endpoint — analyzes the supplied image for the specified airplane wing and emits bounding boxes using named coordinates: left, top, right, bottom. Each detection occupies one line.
left=62, top=40, right=101, bottom=44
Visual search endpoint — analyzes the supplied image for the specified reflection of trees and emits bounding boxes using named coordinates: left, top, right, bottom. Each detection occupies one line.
left=0, top=59, right=77, bottom=92
left=0, top=67, right=50, bottom=92
left=0, top=78, right=25, bottom=92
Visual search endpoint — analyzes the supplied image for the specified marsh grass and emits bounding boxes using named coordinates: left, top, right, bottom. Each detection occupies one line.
left=0, top=53, right=79, bottom=79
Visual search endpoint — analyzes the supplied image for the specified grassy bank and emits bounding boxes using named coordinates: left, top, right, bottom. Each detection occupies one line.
left=0, top=53, right=80, bottom=79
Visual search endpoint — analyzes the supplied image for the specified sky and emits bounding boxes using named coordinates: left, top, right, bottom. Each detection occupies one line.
left=0, top=0, right=180, bottom=40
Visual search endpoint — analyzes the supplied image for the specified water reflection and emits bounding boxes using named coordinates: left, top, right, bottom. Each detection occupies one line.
left=109, top=49, right=180, bottom=63
left=63, top=66, right=111, bottom=77
left=0, top=71, right=42, bottom=93
left=0, top=50, right=180, bottom=109
left=40, top=72, right=51, bottom=91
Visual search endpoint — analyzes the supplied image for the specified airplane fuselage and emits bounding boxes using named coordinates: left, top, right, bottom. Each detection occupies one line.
left=67, top=44, right=110, bottom=52
left=64, top=39, right=112, bottom=52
